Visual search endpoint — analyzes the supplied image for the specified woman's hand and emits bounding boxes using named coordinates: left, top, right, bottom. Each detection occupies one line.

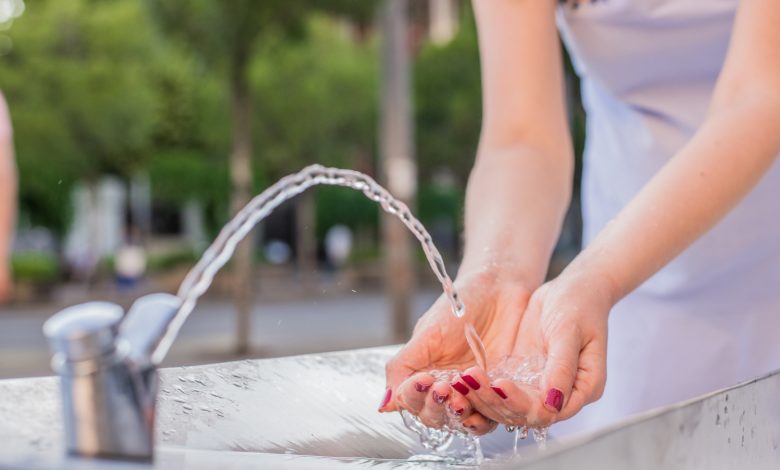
left=461, top=263, right=614, bottom=428
left=380, top=267, right=536, bottom=435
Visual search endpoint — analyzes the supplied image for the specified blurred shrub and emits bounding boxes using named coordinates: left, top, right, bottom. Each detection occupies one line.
left=1, top=0, right=162, bottom=234
left=250, top=15, right=378, bottom=183
left=315, top=186, right=379, bottom=241
left=415, top=5, right=481, bottom=188
left=11, top=252, right=60, bottom=283
left=418, top=185, right=464, bottom=229
left=146, top=249, right=199, bottom=274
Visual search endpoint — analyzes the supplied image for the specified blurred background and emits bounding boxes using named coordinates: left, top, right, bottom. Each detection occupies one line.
left=0, top=0, right=585, bottom=379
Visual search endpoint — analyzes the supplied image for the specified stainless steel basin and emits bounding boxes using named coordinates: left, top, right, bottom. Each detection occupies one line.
left=1, top=346, right=779, bottom=469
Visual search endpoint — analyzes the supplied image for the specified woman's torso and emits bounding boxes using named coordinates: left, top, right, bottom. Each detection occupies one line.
left=551, top=0, right=780, bottom=435
left=557, top=0, right=780, bottom=307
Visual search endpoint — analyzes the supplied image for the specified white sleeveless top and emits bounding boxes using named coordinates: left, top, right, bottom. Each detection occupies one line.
left=555, top=0, right=780, bottom=436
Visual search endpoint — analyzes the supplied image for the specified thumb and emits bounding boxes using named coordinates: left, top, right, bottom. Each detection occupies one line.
left=541, top=325, right=580, bottom=414
left=381, top=336, right=432, bottom=412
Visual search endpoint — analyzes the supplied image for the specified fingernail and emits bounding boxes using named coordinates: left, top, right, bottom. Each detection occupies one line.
left=491, top=386, right=508, bottom=399
left=433, top=390, right=449, bottom=404
left=451, top=381, right=470, bottom=396
left=461, top=374, right=481, bottom=390
left=378, top=388, right=392, bottom=411
left=545, top=388, right=564, bottom=412
left=414, top=382, right=431, bottom=393
left=448, top=405, right=464, bottom=417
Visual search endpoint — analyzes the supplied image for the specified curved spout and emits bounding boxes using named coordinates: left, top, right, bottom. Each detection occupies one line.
left=146, top=164, right=464, bottom=365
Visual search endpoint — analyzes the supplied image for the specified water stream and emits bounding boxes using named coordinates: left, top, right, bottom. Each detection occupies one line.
left=160, top=164, right=548, bottom=464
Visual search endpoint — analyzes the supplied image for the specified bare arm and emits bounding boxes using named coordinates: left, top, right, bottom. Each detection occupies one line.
left=458, top=0, right=780, bottom=425
left=0, top=94, right=16, bottom=301
left=570, top=0, right=780, bottom=302
left=461, top=0, right=573, bottom=287
left=381, top=0, right=576, bottom=431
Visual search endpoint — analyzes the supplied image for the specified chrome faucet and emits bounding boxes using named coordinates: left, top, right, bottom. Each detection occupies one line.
left=43, top=293, right=183, bottom=461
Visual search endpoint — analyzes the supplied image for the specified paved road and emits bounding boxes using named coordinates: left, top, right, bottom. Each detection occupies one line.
left=0, top=289, right=440, bottom=379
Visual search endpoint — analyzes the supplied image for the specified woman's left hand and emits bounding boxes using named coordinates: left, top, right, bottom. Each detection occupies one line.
left=456, top=265, right=614, bottom=428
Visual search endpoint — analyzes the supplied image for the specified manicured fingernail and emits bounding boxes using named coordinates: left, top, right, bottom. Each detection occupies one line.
left=433, top=390, right=449, bottom=404
left=378, top=388, right=392, bottom=411
left=491, top=386, right=508, bottom=399
left=461, top=374, right=481, bottom=390
left=414, top=382, right=431, bottom=393
left=545, top=388, right=564, bottom=412
left=448, top=405, right=464, bottom=417
left=451, top=381, right=470, bottom=396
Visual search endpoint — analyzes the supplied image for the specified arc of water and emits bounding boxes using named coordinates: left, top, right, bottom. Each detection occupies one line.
left=150, top=164, right=464, bottom=365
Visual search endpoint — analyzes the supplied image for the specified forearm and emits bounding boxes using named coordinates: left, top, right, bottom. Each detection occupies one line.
left=0, top=138, right=16, bottom=266
left=460, top=141, right=573, bottom=287
left=570, top=98, right=780, bottom=303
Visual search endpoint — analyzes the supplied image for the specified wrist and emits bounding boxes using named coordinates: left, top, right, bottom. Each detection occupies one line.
left=557, top=253, right=622, bottom=310
left=457, top=251, right=545, bottom=291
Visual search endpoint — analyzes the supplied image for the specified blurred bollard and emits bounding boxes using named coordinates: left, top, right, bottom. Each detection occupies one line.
left=325, top=225, right=353, bottom=268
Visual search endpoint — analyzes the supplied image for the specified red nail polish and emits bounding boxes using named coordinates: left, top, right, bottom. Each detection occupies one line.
left=433, top=390, right=449, bottom=403
left=448, top=405, right=464, bottom=417
left=379, top=388, right=392, bottom=411
left=545, top=388, right=564, bottom=412
left=414, top=382, right=431, bottom=393
left=451, top=381, right=470, bottom=396
left=491, top=386, right=508, bottom=399
left=461, top=374, right=481, bottom=390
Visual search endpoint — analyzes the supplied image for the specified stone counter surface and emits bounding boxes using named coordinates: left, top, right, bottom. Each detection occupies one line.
left=1, top=346, right=778, bottom=469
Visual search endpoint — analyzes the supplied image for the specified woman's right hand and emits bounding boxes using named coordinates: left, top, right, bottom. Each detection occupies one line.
left=379, top=267, right=536, bottom=435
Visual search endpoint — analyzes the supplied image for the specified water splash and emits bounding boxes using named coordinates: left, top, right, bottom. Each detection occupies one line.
left=464, top=323, right=488, bottom=371
left=146, top=164, right=550, bottom=460
left=402, top=355, right=551, bottom=462
left=152, top=165, right=465, bottom=364
left=400, top=410, right=483, bottom=466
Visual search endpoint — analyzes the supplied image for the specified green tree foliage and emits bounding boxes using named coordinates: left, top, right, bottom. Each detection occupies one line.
left=414, top=6, right=481, bottom=187
left=0, top=0, right=161, bottom=232
left=250, top=17, right=377, bottom=181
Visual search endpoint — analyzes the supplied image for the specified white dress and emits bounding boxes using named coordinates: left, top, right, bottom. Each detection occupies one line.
left=555, top=0, right=780, bottom=435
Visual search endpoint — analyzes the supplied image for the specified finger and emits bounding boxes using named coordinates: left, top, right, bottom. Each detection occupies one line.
left=446, top=391, right=472, bottom=421
left=541, top=324, right=581, bottom=416
left=416, top=380, right=452, bottom=428
left=490, top=378, right=548, bottom=427
left=454, top=367, right=508, bottom=424
left=461, top=412, right=498, bottom=436
left=394, top=372, right=436, bottom=414
left=557, top=340, right=607, bottom=421
left=382, top=337, right=431, bottom=412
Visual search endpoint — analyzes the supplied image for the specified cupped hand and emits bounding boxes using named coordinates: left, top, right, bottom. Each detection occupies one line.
left=380, top=267, right=535, bottom=435
left=462, top=266, right=613, bottom=429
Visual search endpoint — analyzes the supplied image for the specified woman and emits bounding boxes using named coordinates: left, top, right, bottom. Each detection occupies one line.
left=379, top=0, right=780, bottom=436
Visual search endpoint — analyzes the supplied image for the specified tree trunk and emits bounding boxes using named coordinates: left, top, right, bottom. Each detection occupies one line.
left=229, top=56, right=254, bottom=355
left=379, top=0, right=416, bottom=342
left=295, top=189, right=317, bottom=289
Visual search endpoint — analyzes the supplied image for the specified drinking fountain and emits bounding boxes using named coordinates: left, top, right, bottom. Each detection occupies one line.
left=41, top=164, right=466, bottom=461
